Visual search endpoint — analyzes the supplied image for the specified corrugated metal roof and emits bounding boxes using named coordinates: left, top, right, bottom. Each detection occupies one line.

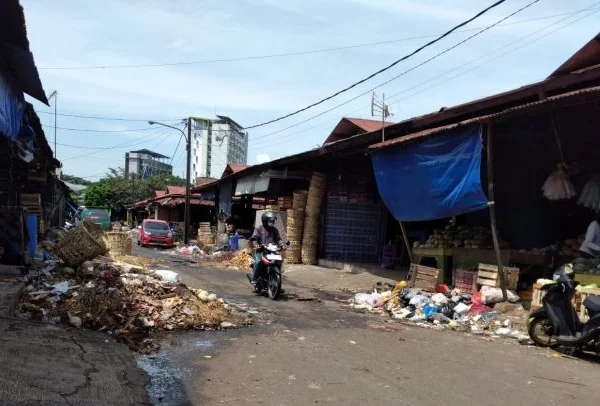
left=166, top=185, right=185, bottom=195
left=370, top=85, right=600, bottom=150
left=549, top=33, right=600, bottom=78
left=325, top=117, right=394, bottom=144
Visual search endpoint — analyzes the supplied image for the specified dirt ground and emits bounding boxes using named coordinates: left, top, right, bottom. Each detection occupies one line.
left=136, top=246, right=600, bottom=406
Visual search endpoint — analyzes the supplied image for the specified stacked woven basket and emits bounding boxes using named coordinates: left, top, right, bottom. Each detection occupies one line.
left=301, top=172, right=326, bottom=265
left=285, top=190, right=308, bottom=264
left=197, top=222, right=215, bottom=245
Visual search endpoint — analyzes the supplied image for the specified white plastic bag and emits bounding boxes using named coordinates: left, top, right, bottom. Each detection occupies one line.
left=154, top=270, right=182, bottom=284
left=480, top=286, right=519, bottom=304
left=453, top=302, right=471, bottom=315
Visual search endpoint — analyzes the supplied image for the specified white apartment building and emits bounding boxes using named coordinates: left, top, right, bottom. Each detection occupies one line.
left=190, top=115, right=248, bottom=180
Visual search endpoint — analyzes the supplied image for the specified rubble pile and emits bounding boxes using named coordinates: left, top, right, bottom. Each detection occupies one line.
left=351, top=281, right=531, bottom=344
left=17, top=257, right=244, bottom=352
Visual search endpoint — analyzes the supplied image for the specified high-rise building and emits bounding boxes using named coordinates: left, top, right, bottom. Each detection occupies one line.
left=125, top=149, right=172, bottom=179
left=190, top=115, right=248, bottom=179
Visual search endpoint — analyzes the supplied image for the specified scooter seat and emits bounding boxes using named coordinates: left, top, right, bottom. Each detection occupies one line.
left=583, top=296, right=600, bottom=317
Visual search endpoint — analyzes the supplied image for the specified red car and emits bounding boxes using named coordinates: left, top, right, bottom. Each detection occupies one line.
left=137, top=219, right=174, bottom=248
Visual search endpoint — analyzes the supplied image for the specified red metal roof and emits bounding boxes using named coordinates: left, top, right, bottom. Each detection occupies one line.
left=227, top=163, right=250, bottom=173
left=155, top=190, right=166, bottom=198
left=549, top=33, right=600, bottom=78
left=370, top=85, right=600, bottom=150
left=325, top=117, right=394, bottom=144
left=166, top=185, right=185, bottom=195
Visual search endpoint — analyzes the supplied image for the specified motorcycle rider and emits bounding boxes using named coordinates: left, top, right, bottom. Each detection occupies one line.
left=247, top=211, right=284, bottom=284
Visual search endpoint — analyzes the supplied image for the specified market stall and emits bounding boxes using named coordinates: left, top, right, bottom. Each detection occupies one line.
left=370, top=85, right=600, bottom=301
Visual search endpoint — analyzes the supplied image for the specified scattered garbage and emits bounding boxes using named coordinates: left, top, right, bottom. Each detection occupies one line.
left=16, top=256, right=246, bottom=353
left=350, top=281, right=530, bottom=344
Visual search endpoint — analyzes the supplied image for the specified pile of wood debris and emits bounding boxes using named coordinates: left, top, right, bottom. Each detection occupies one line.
left=17, top=256, right=245, bottom=353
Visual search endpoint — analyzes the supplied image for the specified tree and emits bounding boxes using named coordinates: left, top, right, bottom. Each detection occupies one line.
left=82, top=168, right=188, bottom=212
left=62, top=174, right=94, bottom=186
left=83, top=182, right=109, bottom=207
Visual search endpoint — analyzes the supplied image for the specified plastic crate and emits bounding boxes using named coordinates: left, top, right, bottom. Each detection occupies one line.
left=453, top=268, right=477, bottom=293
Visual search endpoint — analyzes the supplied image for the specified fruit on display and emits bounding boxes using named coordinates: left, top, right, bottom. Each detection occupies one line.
left=413, top=225, right=508, bottom=250
left=573, top=257, right=600, bottom=275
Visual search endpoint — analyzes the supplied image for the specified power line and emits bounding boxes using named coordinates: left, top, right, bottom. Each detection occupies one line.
left=35, top=8, right=585, bottom=71
left=250, top=1, right=599, bottom=150
left=250, top=3, right=599, bottom=152
left=249, top=0, right=541, bottom=142
left=242, top=0, right=512, bottom=130
left=41, top=124, right=156, bottom=133
left=61, top=128, right=172, bottom=161
left=36, top=110, right=182, bottom=122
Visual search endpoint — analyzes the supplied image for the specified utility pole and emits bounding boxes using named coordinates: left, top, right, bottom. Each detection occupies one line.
left=48, top=90, right=58, bottom=158
left=148, top=119, right=192, bottom=245
left=185, top=117, right=192, bottom=245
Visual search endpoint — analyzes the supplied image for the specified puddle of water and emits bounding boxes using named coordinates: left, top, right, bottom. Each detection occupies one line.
left=136, top=333, right=221, bottom=405
left=137, top=353, right=190, bottom=406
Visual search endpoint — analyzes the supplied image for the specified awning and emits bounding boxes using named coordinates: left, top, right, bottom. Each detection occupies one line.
left=235, top=173, right=270, bottom=196
left=371, top=124, right=489, bottom=221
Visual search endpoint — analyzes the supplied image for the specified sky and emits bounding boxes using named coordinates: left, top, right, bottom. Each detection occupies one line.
left=21, top=0, right=600, bottom=181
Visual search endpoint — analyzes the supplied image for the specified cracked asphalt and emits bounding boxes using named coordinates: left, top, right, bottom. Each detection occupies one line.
left=0, top=316, right=149, bottom=406
left=136, top=247, right=600, bottom=406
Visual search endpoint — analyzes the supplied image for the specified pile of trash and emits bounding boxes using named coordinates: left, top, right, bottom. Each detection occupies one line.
left=351, top=281, right=532, bottom=344
left=17, top=256, right=244, bottom=352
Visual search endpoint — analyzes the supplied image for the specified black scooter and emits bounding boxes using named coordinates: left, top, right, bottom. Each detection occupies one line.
left=527, top=264, right=600, bottom=354
left=247, top=242, right=290, bottom=300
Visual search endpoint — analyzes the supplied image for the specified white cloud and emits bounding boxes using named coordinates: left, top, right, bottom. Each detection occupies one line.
left=256, top=153, right=271, bottom=164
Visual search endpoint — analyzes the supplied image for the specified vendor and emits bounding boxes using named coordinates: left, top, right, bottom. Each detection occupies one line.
left=579, top=212, right=600, bottom=259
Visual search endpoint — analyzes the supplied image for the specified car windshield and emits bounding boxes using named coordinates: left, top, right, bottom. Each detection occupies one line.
left=145, top=222, right=169, bottom=231
left=83, top=209, right=109, bottom=220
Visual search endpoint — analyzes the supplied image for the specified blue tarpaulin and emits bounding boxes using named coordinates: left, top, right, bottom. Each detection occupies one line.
left=371, top=124, right=489, bottom=221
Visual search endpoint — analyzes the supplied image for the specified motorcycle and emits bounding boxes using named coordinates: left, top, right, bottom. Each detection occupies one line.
left=527, top=264, right=600, bottom=354
left=247, top=242, right=289, bottom=300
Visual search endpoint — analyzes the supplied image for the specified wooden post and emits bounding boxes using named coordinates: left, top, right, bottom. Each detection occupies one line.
left=399, top=221, right=413, bottom=263
left=486, top=122, right=508, bottom=301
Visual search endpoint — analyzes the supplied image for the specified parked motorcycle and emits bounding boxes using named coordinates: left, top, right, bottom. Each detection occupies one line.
left=247, top=242, right=290, bottom=300
left=527, top=263, right=600, bottom=354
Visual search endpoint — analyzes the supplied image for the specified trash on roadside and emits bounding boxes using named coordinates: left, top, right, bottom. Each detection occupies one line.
left=350, top=278, right=530, bottom=343
left=16, top=254, right=246, bottom=353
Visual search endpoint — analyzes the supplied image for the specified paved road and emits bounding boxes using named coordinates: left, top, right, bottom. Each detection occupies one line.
left=136, top=246, right=600, bottom=406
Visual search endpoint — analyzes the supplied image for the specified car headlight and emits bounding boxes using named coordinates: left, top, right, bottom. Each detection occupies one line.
left=145, top=232, right=153, bottom=236
left=168, top=232, right=173, bottom=237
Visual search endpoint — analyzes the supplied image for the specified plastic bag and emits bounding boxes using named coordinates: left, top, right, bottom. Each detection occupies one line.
left=480, top=286, right=520, bottom=304
left=431, top=293, right=449, bottom=305
left=453, top=302, right=471, bottom=315
left=154, top=270, right=182, bottom=284
left=409, top=295, right=431, bottom=307
left=422, top=304, right=439, bottom=317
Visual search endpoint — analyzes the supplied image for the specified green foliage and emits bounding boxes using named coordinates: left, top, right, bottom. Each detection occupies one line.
left=62, top=174, right=94, bottom=186
left=82, top=168, right=187, bottom=212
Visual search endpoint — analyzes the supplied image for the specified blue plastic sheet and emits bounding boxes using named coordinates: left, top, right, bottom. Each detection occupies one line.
left=0, top=73, right=24, bottom=140
left=371, top=124, right=488, bottom=221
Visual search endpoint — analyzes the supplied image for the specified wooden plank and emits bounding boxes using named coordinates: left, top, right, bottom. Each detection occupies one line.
left=478, top=270, right=499, bottom=279
left=477, top=277, right=496, bottom=287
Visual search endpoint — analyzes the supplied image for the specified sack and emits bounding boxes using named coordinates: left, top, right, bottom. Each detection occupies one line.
left=480, top=286, right=519, bottom=304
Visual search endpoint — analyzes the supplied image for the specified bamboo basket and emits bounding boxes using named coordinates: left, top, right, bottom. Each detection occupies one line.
left=56, top=221, right=108, bottom=267
left=106, top=232, right=132, bottom=256
left=293, top=190, right=309, bottom=209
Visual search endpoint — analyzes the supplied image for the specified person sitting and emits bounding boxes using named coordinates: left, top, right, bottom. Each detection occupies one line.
left=580, top=212, right=600, bottom=259
left=247, top=211, right=284, bottom=283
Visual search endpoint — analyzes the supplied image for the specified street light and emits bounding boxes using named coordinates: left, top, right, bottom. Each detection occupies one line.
left=148, top=120, right=192, bottom=244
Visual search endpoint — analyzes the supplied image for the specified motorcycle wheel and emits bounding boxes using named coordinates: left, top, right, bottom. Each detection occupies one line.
left=528, top=316, right=558, bottom=348
left=267, top=268, right=281, bottom=300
